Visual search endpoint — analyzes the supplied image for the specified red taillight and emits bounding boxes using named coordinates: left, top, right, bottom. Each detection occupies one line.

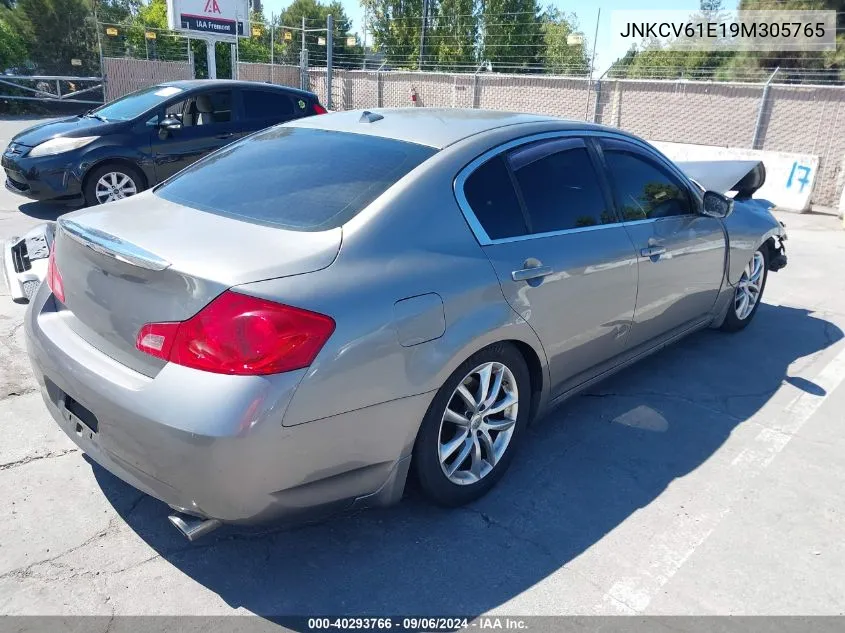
left=135, top=290, right=335, bottom=375
left=46, top=247, right=65, bottom=303
left=312, top=103, right=328, bottom=114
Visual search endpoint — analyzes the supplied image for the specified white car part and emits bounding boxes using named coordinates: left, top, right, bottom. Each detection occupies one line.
left=2, top=222, right=54, bottom=302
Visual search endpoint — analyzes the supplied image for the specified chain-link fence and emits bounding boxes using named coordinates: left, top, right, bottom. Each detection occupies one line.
left=15, top=14, right=839, bottom=209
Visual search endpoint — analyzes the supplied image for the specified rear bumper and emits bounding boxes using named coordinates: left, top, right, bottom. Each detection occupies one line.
left=25, top=285, right=426, bottom=524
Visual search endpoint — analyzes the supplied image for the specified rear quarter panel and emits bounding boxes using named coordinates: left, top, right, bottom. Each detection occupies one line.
left=237, top=125, right=557, bottom=440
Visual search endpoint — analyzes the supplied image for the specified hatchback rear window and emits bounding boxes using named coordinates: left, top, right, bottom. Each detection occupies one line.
left=155, top=127, right=436, bottom=231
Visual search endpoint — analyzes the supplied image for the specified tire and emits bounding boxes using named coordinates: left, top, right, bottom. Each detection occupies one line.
left=83, top=163, right=145, bottom=206
left=721, top=246, right=769, bottom=332
left=413, top=342, right=531, bottom=507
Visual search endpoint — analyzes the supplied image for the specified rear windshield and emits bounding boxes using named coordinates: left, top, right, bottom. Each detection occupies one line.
left=155, top=127, right=437, bottom=231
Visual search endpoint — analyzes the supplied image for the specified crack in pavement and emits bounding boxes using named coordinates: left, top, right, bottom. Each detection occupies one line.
left=0, top=491, right=147, bottom=583
left=581, top=390, right=745, bottom=422
left=457, top=505, right=643, bottom=614
left=0, top=447, right=79, bottom=471
left=0, top=387, right=38, bottom=401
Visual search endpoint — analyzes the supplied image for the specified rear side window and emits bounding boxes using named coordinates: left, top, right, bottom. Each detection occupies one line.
left=242, top=90, right=296, bottom=119
left=509, top=142, right=612, bottom=232
left=604, top=150, right=692, bottom=220
left=156, top=127, right=436, bottom=231
left=463, top=156, right=527, bottom=240
left=191, top=90, right=233, bottom=124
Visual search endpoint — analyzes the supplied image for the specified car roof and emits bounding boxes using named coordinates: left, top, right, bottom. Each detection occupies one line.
left=159, top=79, right=317, bottom=100
left=285, top=108, right=617, bottom=149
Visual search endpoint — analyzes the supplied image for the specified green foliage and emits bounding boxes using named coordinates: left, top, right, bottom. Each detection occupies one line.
left=480, top=0, right=542, bottom=72
left=541, top=8, right=588, bottom=75
left=362, top=0, right=426, bottom=68
left=7, top=0, right=99, bottom=74
left=432, top=0, right=478, bottom=68
left=0, top=10, right=28, bottom=70
left=275, top=0, right=361, bottom=68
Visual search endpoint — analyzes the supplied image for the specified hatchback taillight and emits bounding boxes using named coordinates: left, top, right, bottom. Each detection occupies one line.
left=136, top=290, right=335, bottom=375
left=46, top=247, right=65, bottom=303
left=313, top=103, right=328, bottom=114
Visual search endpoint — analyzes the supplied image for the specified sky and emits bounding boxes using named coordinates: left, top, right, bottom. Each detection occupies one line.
left=260, top=0, right=704, bottom=75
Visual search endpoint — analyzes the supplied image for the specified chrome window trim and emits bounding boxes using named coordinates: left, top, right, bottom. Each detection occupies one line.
left=454, top=129, right=702, bottom=247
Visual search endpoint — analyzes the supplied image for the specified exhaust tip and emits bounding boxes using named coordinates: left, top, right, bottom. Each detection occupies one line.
left=168, top=514, right=222, bottom=541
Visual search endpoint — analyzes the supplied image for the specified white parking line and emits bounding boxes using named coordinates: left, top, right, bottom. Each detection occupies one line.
left=600, top=341, right=845, bottom=614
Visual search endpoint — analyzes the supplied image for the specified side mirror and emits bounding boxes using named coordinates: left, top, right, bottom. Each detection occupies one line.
left=158, top=116, right=182, bottom=139
left=702, top=190, right=734, bottom=219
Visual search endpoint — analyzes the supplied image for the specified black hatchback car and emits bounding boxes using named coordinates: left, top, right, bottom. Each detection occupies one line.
left=2, top=80, right=326, bottom=206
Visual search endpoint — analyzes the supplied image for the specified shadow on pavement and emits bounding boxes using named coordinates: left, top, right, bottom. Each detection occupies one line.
left=17, top=200, right=72, bottom=221
left=90, top=303, right=841, bottom=620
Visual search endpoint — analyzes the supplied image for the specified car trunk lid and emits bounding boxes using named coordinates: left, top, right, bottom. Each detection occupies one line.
left=53, top=193, right=341, bottom=377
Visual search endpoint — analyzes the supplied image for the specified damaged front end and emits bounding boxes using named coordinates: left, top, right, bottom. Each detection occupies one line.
left=676, top=158, right=788, bottom=274
left=768, top=222, right=788, bottom=272
left=3, top=222, right=54, bottom=303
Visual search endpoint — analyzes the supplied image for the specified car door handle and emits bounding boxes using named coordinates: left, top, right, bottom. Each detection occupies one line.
left=512, top=265, right=553, bottom=282
left=640, top=246, right=667, bottom=258
left=215, top=133, right=235, bottom=139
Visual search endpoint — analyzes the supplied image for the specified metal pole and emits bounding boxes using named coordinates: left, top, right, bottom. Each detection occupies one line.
left=301, top=16, right=307, bottom=91
left=419, top=0, right=427, bottom=71
left=233, top=13, right=239, bottom=79
left=206, top=38, right=217, bottom=79
left=752, top=67, right=779, bottom=149
left=270, top=14, right=275, bottom=82
left=93, top=8, right=106, bottom=96
left=584, top=8, right=600, bottom=121
left=326, top=14, right=333, bottom=110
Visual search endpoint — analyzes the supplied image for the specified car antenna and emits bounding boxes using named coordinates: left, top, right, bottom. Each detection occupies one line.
left=359, top=111, right=384, bottom=123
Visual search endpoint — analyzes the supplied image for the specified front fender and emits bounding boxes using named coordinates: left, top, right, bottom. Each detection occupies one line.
left=76, top=141, right=154, bottom=189
left=723, top=199, right=784, bottom=285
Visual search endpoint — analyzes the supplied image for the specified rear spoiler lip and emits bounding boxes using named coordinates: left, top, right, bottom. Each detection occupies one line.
left=58, top=218, right=172, bottom=272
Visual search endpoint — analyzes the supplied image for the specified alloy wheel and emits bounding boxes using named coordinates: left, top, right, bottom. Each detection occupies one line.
left=95, top=171, right=138, bottom=204
left=734, top=251, right=765, bottom=320
left=438, top=361, right=519, bottom=486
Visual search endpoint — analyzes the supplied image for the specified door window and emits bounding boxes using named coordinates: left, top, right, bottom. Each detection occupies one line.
left=508, top=141, right=613, bottom=233
left=149, top=91, right=234, bottom=127
left=603, top=150, right=692, bottom=220
left=242, top=90, right=296, bottom=120
left=463, top=155, right=529, bottom=240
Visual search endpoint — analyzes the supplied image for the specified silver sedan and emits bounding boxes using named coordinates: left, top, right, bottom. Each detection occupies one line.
left=25, top=109, right=787, bottom=539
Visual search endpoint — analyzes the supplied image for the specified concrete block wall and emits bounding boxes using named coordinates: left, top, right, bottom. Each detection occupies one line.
left=759, top=86, right=845, bottom=207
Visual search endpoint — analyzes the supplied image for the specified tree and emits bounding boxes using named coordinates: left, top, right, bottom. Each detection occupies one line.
left=480, top=0, right=543, bottom=73
left=431, top=0, right=477, bottom=69
left=541, top=8, right=588, bottom=75
left=7, top=0, right=99, bottom=74
left=278, top=0, right=361, bottom=68
left=361, top=0, right=427, bottom=68
left=0, top=10, right=28, bottom=70
left=95, top=0, right=141, bottom=24
left=699, top=0, right=722, bottom=11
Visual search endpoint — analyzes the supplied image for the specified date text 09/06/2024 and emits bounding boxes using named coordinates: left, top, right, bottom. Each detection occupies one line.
left=306, top=617, right=529, bottom=631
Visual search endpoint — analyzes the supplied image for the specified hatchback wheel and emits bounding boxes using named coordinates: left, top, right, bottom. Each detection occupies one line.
left=84, top=163, right=145, bottom=206
left=413, top=343, right=530, bottom=506
left=721, top=246, right=768, bottom=332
